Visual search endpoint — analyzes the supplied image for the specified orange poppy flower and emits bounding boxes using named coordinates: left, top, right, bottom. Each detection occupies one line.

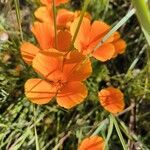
left=40, top=0, right=68, bottom=6
left=25, top=50, right=92, bottom=109
left=70, top=17, right=126, bottom=61
left=98, top=87, right=125, bottom=114
left=78, top=136, right=105, bottom=150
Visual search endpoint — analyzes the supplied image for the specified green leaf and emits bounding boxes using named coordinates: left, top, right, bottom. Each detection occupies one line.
left=132, top=0, right=150, bottom=46
left=111, top=114, right=127, bottom=150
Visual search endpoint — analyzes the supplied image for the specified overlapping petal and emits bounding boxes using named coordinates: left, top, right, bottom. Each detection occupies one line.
left=63, top=51, right=92, bottom=81
left=98, top=87, right=125, bottom=113
left=25, top=79, right=57, bottom=104
left=78, top=136, right=105, bottom=150
left=57, top=81, right=87, bottom=109
left=31, top=21, right=54, bottom=50
left=57, top=30, right=72, bottom=52
left=32, top=51, right=63, bottom=81
left=34, top=6, right=53, bottom=24
left=20, top=42, right=40, bottom=64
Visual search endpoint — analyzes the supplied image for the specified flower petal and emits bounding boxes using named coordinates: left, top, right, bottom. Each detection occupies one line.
left=92, top=43, right=115, bottom=61
left=20, top=42, right=40, bottom=64
left=34, top=6, right=53, bottom=24
left=70, top=17, right=91, bottom=51
left=90, top=20, right=111, bottom=43
left=31, top=21, right=54, bottom=50
left=25, top=78, right=56, bottom=104
left=56, top=81, right=87, bottom=109
left=57, top=9, right=74, bottom=29
left=113, top=39, right=126, bottom=56
left=32, top=51, right=63, bottom=81
left=63, top=51, right=92, bottom=81
left=57, top=30, right=72, bottom=52
left=98, top=87, right=125, bottom=114
left=78, top=136, right=105, bottom=150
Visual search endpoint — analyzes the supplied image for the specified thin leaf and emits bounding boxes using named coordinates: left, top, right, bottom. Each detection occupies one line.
left=104, top=115, right=114, bottom=150
left=111, top=114, right=127, bottom=150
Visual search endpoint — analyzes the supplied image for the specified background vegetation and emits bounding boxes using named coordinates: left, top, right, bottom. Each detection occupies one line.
left=0, top=0, right=150, bottom=149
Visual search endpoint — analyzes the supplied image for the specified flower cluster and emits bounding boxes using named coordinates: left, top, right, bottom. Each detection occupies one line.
left=20, top=0, right=127, bottom=148
left=20, top=0, right=126, bottom=110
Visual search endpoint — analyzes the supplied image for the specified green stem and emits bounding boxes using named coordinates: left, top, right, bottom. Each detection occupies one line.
left=33, top=105, right=40, bottom=150
left=14, top=0, right=23, bottom=41
left=52, top=0, right=58, bottom=49
left=70, top=0, right=91, bottom=50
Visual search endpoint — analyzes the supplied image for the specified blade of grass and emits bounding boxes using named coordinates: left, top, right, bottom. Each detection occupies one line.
left=70, top=0, right=91, bottom=50
left=33, top=105, right=40, bottom=150
left=104, top=115, right=114, bottom=150
left=14, top=0, right=23, bottom=41
left=110, top=114, right=127, bottom=150
left=52, top=0, right=58, bottom=49
left=132, top=0, right=150, bottom=46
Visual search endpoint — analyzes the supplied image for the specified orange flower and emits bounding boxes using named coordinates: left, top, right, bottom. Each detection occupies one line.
left=98, top=87, right=125, bottom=114
left=40, top=0, right=68, bottom=6
left=70, top=17, right=126, bottom=61
left=25, top=50, right=92, bottom=109
left=78, top=136, right=105, bottom=150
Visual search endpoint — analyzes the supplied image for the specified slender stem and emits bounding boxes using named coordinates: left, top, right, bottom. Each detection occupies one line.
left=14, top=0, right=23, bottom=41
left=52, top=0, right=58, bottom=49
left=33, top=105, right=40, bottom=150
left=70, top=0, right=91, bottom=50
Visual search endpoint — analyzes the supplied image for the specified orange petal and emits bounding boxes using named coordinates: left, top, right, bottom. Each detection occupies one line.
left=70, top=17, right=91, bottom=51
left=92, top=43, right=115, bottom=61
left=63, top=51, right=92, bottom=81
left=78, top=136, right=105, bottom=150
left=90, top=20, right=111, bottom=44
left=113, top=39, right=126, bottom=56
left=57, top=9, right=74, bottom=29
left=32, top=51, right=63, bottom=81
left=56, top=81, right=87, bottom=109
left=31, top=21, right=54, bottom=50
left=57, top=30, right=72, bottom=52
left=74, top=11, right=92, bottom=21
left=34, top=6, right=53, bottom=24
left=20, top=42, right=40, bottom=64
left=98, top=87, right=125, bottom=114
left=25, top=78, right=56, bottom=104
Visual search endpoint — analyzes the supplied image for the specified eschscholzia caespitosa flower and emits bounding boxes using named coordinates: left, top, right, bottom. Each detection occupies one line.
left=98, top=87, right=125, bottom=114
left=70, top=17, right=126, bottom=61
left=25, top=50, right=92, bottom=109
left=78, top=136, right=105, bottom=150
